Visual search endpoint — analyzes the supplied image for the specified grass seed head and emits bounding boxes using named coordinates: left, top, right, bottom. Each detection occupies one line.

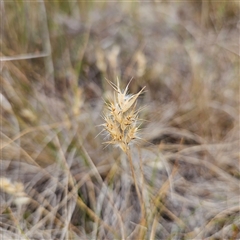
left=103, top=79, right=145, bottom=152
left=0, top=177, right=30, bottom=205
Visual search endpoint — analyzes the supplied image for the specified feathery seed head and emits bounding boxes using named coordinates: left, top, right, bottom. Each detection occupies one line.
left=103, top=78, right=145, bottom=152
left=0, top=177, right=30, bottom=205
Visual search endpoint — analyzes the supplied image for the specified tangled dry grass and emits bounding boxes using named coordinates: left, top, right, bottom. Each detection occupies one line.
left=1, top=1, right=239, bottom=240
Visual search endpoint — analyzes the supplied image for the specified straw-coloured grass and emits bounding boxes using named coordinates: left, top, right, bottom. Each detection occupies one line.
left=1, top=1, right=239, bottom=239
left=102, top=79, right=149, bottom=239
left=0, top=177, right=30, bottom=206
left=102, top=78, right=145, bottom=152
